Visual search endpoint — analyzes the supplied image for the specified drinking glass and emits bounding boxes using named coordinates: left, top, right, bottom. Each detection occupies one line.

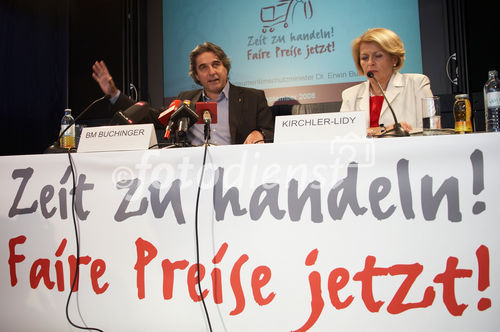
left=422, top=96, right=441, bottom=135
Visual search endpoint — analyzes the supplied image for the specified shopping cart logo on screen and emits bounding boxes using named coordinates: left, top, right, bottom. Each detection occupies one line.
left=260, top=0, right=313, bottom=33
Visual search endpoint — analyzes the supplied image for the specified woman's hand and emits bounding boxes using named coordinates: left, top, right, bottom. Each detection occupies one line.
left=367, top=121, right=413, bottom=137
left=387, top=121, right=413, bottom=132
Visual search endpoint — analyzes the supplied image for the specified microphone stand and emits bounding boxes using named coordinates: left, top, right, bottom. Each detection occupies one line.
left=202, top=110, right=211, bottom=144
left=367, top=72, right=409, bottom=137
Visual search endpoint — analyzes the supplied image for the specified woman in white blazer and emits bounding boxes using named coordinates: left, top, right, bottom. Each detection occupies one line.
left=340, top=28, right=433, bottom=136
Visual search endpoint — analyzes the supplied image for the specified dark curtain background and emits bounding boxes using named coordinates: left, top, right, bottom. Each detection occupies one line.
left=0, top=0, right=68, bottom=155
left=0, top=0, right=125, bottom=156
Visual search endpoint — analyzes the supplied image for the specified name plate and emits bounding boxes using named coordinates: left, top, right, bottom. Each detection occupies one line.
left=77, top=124, right=158, bottom=153
left=274, top=111, right=366, bottom=143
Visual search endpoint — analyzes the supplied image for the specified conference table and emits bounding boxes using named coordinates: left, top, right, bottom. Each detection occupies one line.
left=1, top=133, right=499, bottom=331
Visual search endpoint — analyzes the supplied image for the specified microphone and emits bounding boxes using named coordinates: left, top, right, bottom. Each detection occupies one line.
left=195, top=102, right=218, bottom=124
left=114, top=111, right=134, bottom=125
left=58, top=94, right=111, bottom=142
left=202, top=110, right=212, bottom=124
left=171, top=100, right=199, bottom=139
left=366, top=71, right=409, bottom=137
left=110, top=101, right=154, bottom=125
left=158, top=99, right=182, bottom=139
left=195, top=102, right=218, bottom=142
left=200, top=110, right=212, bottom=142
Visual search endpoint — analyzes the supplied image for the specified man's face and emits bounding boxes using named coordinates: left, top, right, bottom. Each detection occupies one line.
left=194, top=51, right=228, bottom=97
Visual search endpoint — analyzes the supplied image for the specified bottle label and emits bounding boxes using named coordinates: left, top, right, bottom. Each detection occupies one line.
left=60, top=124, right=75, bottom=149
left=455, top=121, right=471, bottom=133
left=61, top=136, right=75, bottom=149
left=487, top=91, right=500, bottom=108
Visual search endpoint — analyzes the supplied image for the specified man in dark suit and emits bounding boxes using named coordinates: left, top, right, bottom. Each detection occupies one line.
left=92, top=42, right=274, bottom=145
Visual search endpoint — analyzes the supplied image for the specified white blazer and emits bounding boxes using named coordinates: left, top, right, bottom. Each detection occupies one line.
left=340, top=72, right=433, bottom=129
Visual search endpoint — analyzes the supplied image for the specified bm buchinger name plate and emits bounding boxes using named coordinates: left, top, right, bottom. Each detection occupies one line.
left=77, top=124, right=157, bottom=153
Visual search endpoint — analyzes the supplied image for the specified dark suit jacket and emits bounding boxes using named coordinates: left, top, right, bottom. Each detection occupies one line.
left=178, top=84, right=274, bottom=144
left=111, top=83, right=274, bottom=144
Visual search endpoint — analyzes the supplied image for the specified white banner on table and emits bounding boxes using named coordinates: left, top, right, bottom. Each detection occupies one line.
left=1, top=133, right=499, bottom=331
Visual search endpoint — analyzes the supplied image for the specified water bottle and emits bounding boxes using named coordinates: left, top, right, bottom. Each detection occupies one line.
left=484, top=70, right=500, bottom=132
left=59, top=108, right=75, bottom=149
